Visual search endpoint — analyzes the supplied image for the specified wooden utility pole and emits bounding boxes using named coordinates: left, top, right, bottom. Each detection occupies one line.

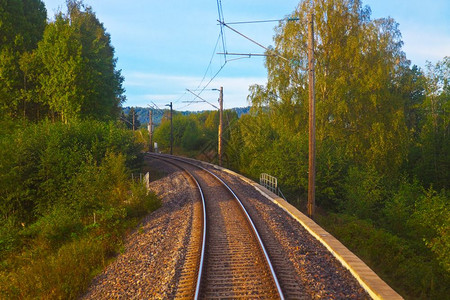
left=148, top=109, right=153, bottom=152
left=132, top=109, right=135, bottom=131
left=218, top=86, right=224, bottom=166
left=307, top=11, right=316, bottom=218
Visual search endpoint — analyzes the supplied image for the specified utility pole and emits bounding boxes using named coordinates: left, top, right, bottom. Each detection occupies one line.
left=165, top=102, right=173, bottom=155
left=132, top=109, right=136, bottom=131
left=307, top=11, right=316, bottom=219
left=148, top=109, right=153, bottom=152
left=218, top=87, right=224, bottom=166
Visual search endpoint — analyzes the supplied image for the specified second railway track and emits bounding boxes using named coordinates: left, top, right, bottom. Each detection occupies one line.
left=152, top=154, right=285, bottom=299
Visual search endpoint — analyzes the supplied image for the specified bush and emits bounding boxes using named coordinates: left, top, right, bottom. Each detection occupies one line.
left=342, top=166, right=386, bottom=221
left=125, top=182, right=161, bottom=218
left=412, top=188, right=450, bottom=272
left=0, top=120, right=159, bottom=299
left=0, top=217, right=21, bottom=257
left=24, top=205, right=83, bottom=249
left=0, top=120, right=142, bottom=223
left=0, top=235, right=113, bottom=299
left=383, top=179, right=423, bottom=238
left=318, top=213, right=450, bottom=299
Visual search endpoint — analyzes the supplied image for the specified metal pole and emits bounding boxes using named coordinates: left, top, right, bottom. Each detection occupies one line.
left=148, top=109, right=153, bottom=152
left=307, top=11, right=316, bottom=218
left=218, top=87, right=223, bottom=166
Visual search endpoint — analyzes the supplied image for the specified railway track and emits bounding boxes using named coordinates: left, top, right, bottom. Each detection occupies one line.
left=83, top=153, right=394, bottom=299
left=150, top=154, right=285, bottom=299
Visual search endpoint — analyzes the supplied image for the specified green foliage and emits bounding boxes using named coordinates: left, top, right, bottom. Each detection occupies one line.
left=32, top=1, right=125, bottom=122
left=0, top=119, right=142, bottom=248
left=24, top=204, right=83, bottom=248
left=0, top=0, right=124, bottom=122
left=153, top=109, right=238, bottom=161
left=123, top=107, right=141, bottom=129
left=412, top=189, right=450, bottom=272
left=315, top=138, right=348, bottom=209
left=260, top=0, right=410, bottom=178
left=0, top=233, right=114, bottom=299
left=0, top=0, right=47, bottom=119
left=319, top=213, right=450, bottom=299
left=126, top=183, right=161, bottom=218
left=0, top=120, right=160, bottom=299
left=0, top=120, right=142, bottom=223
left=383, top=179, right=423, bottom=237
left=343, top=166, right=385, bottom=221
left=408, top=57, right=450, bottom=189
left=0, top=217, right=21, bottom=256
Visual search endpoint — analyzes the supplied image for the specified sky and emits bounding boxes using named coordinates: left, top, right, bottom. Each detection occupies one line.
left=41, top=0, right=450, bottom=111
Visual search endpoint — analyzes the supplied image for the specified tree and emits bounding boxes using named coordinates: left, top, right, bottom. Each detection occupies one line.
left=251, top=0, right=409, bottom=178
left=0, top=0, right=47, bottom=119
left=122, top=107, right=140, bottom=130
left=33, top=0, right=125, bottom=122
left=414, top=57, right=450, bottom=188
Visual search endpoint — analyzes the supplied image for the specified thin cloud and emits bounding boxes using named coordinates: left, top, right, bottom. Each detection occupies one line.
left=123, top=72, right=267, bottom=110
left=402, top=28, right=450, bottom=65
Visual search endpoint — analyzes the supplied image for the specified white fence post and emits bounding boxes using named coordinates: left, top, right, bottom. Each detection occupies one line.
left=144, top=172, right=150, bottom=191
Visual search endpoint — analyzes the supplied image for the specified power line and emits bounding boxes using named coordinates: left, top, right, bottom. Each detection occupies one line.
left=216, top=0, right=227, bottom=62
left=177, top=1, right=228, bottom=111
left=225, top=18, right=300, bottom=25
left=197, top=63, right=226, bottom=96
left=196, top=33, right=222, bottom=90
left=218, top=20, right=275, bottom=58
left=218, top=20, right=308, bottom=71
left=218, top=20, right=298, bottom=65
left=151, top=101, right=163, bottom=111
left=217, top=52, right=273, bottom=57
left=185, top=89, right=219, bottom=110
left=173, top=91, right=188, bottom=105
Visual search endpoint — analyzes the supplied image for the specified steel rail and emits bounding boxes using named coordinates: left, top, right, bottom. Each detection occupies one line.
left=148, top=155, right=207, bottom=300
left=152, top=154, right=285, bottom=300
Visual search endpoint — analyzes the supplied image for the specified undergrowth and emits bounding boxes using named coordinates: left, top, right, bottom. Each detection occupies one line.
left=317, top=213, right=450, bottom=299
left=0, top=120, right=160, bottom=299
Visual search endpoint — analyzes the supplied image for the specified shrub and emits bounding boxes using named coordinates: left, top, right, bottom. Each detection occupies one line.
left=0, top=120, right=158, bottom=299
left=318, top=213, right=450, bottom=299
left=342, top=166, right=386, bottom=221
left=412, top=188, right=450, bottom=272
left=125, top=182, right=161, bottom=218
left=0, top=235, right=112, bottom=299
left=24, top=205, right=83, bottom=249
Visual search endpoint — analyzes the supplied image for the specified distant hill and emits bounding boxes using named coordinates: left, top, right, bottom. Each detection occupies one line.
left=122, top=106, right=250, bottom=126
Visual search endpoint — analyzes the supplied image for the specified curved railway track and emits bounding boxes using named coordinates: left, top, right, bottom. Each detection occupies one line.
left=82, top=154, right=377, bottom=299
left=151, top=154, right=285, bottom=299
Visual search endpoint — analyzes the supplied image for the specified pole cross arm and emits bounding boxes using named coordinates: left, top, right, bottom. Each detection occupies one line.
left=186, top=89, right=219, bottom=110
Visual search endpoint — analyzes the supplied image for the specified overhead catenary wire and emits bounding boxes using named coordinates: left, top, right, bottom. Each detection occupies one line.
left=151, top=4, right=306, bottom=113
left=217, top=18, right=308, bottom=72
left=218, top=20, right=276, bottom=58
left=185, top=89, right=219, bottom=110
left=225, top=17, right=300, bottom=25
left=179, top=2, right=302, bottom=111
left=216, top=0, right=227, bottom=62
left=196, top=33, right=222, bottom=91
left=178, top=0, right=228, bottom=111
left=180, top=61, right=226, bottom=111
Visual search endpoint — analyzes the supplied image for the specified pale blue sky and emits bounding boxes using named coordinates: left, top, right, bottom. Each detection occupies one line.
left=42, top=0, right=449, bottom=110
